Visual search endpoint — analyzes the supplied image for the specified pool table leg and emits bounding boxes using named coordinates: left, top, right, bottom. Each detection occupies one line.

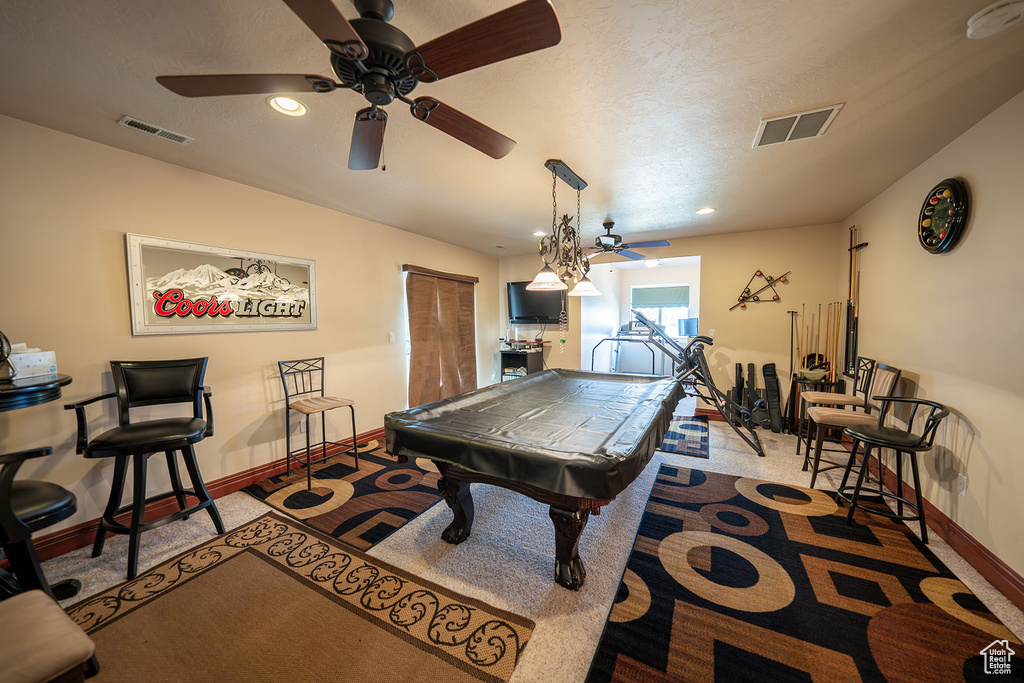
left=549, top=506, right=590, bottom=590
left=438, top=476, right=475, bottom=544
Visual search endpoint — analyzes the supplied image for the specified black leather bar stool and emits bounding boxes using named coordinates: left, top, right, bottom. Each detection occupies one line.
left=0, top=447, right=79, bottom=600
left=65, top=358, right=224, bottom=579
left=837, top=397, right=950, bottom=543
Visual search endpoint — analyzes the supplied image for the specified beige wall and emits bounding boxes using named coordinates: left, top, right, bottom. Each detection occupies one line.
left=839, top=89, right=1024, bottom=577
left=0, top=115, right=499, bottom=531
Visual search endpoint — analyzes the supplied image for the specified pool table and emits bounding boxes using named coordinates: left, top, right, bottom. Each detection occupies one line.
left=384, top=368, right=685, bottom=590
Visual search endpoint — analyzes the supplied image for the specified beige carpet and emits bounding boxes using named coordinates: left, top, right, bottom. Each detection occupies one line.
left=66, top=513, right=533, bottom=682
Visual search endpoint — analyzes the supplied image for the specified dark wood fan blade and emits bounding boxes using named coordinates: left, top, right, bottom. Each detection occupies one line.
left=403, top=0, right=560, bottom=82
left=281, top=0, right=368, bottom=60
left=617, top=250, right=645, bottom=260
left=625, top=240, right=670, bottom=248
left=349, top=107, right=388, bottom=170
left=410, top=97, right=515, bottom=159
left=157, top=74, right=332, bottom=97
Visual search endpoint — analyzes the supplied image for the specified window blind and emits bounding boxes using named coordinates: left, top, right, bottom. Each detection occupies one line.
left=631, top=285, right=690, bottom=308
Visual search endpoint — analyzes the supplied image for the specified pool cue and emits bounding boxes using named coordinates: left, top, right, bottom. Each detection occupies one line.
left=815, top=303, right=822, bottom=364
left=794, top=305, right=802, bottom=368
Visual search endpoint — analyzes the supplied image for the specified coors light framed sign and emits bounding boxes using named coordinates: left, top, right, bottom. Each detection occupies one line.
left=126, top=233, right=317, bottom=335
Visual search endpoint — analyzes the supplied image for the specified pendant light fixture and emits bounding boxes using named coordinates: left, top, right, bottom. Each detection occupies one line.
left=527, top=159, right=599, bottom=296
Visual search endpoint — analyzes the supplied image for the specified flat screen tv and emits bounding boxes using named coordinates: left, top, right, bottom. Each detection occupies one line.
left=507, top=281, right=564, bottom=325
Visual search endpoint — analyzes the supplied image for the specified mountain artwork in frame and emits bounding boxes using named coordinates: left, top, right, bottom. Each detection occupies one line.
left=125, top=233, right=317, bottom=335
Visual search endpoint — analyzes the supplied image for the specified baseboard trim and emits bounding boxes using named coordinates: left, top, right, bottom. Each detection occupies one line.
left=847, top=439, right=1024, bottom=612
left=694, top=407, right=726, bottom=422
left=32, top=427, right=388, bottom=563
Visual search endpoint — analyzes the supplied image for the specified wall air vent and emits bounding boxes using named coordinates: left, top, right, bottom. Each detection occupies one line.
left=753, top=104, right=843, bottom=148
left=118, top=116, right=194, bottom=145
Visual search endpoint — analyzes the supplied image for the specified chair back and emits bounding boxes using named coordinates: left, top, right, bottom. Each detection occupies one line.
left=865, top=363, right=901, bottom=415
left=279, top=358, right=327, bottom=404
left=109, top=358, right=208, bottom=426
left=872, top=397, right=950, bottom=449
left=851, top=356, right=877, bottom=406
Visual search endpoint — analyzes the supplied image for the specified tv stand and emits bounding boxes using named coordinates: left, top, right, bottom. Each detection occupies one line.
left=500, top=345, right=545, bottom=381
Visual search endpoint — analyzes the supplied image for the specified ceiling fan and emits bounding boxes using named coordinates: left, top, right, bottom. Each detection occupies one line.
left=156, top=0, right=561, bottom=170
left=587, top=220, right=671, bottom=261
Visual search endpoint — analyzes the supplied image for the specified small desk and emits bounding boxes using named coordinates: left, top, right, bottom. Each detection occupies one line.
left=0, top=374, right=73, bottom=413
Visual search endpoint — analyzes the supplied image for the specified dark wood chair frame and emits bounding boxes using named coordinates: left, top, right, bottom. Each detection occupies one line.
left=0, top=447, right=77, bottom=600
left=65, top=358, right=224, bottom=580
left=838, top=396, right=950, bottom=543
left=279, top=357, right=359, bottom=490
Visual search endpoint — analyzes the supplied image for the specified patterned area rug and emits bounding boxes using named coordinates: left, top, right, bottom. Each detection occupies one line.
left=658, top=415, right=710, bottom=458
left=587, top=465, right=1023, bottom=681
left=243, top=438, right=443, bottom=550
left=67, top=513, right=533, bottom=682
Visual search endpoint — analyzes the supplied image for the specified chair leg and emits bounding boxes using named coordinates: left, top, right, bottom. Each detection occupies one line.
left=285, top=408, right=292, bottom=476
left=93, top=456, right=128, bottom=559
left=182, top=445, right=225, bottom=535
left=795, top=401, right=804, bottom=456
left=165, top=450, right=189, bottom=518
left=349, top=404, right=359, bottom=470
left=909, top=452, right=928, bottom=543
left=895, top=450, right=904, bottom=518
left=837, top=438, right=860, bottom=500
left=305, top=414, right=312, bottom=491
left=809, top=426, right=827, bottom=489
left=845, top=444, right=874, bottom=526
left=2, top=540, right=54, bottom=599
left=127, top=452, right=149, bottom=580
left=321, top=410, right=328, bottom=463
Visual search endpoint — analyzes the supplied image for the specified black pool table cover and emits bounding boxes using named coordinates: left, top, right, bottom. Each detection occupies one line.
left=385, top=369, right=685, bottom=500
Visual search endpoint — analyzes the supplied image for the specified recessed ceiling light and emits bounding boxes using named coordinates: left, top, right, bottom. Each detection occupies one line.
left=533, top=231, right=546, bottom=237
left=644, top=260, right=660, bottom=268
left=267, top=96, right=307, bottom=117
left=696, top=207, right=716, bottom=215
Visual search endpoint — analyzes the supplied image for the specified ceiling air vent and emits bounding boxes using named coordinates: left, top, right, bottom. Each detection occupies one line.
left=118, top=116, right=194, bottom=145
left=753, top=104, right=843, bottom=148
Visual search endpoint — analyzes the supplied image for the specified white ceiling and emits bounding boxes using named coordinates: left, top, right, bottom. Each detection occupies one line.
left=2, top=0, right=1023, bottom=257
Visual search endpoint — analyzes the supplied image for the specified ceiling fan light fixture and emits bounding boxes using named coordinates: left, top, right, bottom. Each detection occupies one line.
left=696, top=207, right=716, bottom=215
left=644, top=260, right=660, bottom=268
left=568, top=276, right=601, bottom=296
left=526, top=265, right=567, bottom=291
left=267, top=96, right=308, bottom=117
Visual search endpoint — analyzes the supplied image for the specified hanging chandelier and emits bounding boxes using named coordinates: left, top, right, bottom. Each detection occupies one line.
left=527, top=159, right=600, bottom=297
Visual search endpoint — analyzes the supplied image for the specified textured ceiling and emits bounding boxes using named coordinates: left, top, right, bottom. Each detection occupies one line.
left=2, top=0, right=1023, bottom=257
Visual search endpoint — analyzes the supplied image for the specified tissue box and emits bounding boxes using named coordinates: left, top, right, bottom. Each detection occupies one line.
left=9, top=351, right=58, bottom=378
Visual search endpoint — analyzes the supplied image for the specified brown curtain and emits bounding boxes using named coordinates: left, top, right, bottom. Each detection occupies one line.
left=405, top=267, right=478, bottom=408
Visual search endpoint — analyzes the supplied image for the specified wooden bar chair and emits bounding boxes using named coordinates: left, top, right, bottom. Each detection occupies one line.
left=0, top=447, right=80, bottom=600
left=65, top=358, right=224, bottom=580
left=279, top=358, right=359, bottom=491
left=838, top=397, right=950, bottom=542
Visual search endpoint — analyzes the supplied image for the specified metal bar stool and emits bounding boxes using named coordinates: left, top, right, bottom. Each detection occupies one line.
left=279, top=358, right=359, bottom=491
left=802, top=363, right=901, bottom=488
left=837, top=397, right=950, bottom=542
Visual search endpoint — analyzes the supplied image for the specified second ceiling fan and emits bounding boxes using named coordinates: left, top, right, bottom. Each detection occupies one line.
left=588, top=220, right=671, bottom=261
left=157, top=0, right=561, bottom=170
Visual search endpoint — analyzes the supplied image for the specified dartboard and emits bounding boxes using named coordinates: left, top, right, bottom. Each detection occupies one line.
left=918, top=178, right=969, bottom=254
